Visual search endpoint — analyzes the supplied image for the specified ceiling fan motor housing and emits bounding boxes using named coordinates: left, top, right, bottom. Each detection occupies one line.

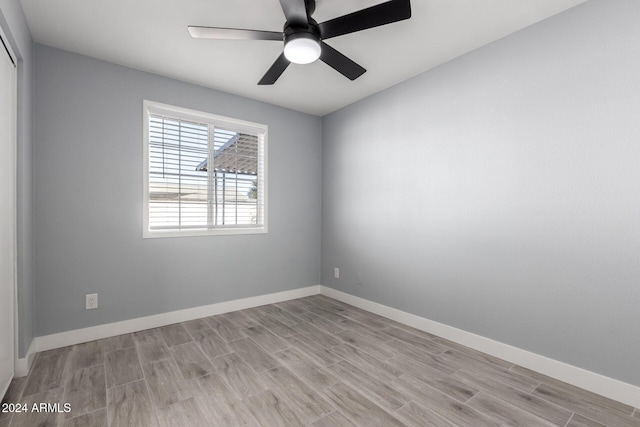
left=282, top=0, right=319, bottom=46
left=283, top=16, right=320, bottom=41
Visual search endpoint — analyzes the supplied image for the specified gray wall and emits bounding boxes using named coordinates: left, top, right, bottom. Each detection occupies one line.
left=0, top=0, right=34, bottom=358
left=34, top=44, right=322, bottom=336
left=322, top=0, right=640, bottom=386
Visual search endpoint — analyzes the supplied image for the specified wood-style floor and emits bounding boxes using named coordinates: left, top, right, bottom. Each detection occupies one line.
left=1, top=295, right=638, bottom=427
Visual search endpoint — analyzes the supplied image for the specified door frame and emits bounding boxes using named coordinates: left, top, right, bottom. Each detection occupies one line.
left=0, top=18, right=18, bottom=395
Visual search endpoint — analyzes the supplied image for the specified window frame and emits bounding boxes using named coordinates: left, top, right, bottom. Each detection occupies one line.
left=143, top=100, right=268, bottom=238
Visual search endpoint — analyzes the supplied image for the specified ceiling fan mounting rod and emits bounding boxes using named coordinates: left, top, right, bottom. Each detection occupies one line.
left=304, top=0, right=316, bottom=17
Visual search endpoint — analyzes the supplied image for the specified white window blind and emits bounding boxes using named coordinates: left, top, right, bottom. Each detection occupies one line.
left=144, top=101, right=267, bottom=237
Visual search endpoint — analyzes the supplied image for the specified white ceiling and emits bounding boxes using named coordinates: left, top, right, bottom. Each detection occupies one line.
left=20, top=0, right=585, bottom=116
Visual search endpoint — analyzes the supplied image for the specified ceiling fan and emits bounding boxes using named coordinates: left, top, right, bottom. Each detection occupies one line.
left=188, top=0, right=412, bottom=85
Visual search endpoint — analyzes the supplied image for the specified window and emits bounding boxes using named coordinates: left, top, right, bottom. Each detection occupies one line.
left=143, top=101, right=267, bottom=237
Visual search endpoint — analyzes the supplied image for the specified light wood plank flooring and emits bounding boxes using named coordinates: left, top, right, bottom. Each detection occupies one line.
left=2, top=295, right=638, bottom=426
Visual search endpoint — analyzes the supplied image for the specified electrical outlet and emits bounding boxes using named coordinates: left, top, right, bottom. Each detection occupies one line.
left=334, top=267, right=340, bottom=279
left=86, top=293, right=98, bottom=310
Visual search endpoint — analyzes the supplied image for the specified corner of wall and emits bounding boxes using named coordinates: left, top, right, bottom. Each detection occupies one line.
left=15, top=337, right=35, bottom=377
left=319, top=286, right=640, bottom=409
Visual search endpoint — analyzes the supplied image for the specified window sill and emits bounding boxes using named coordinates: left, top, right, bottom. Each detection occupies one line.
left=143, top=227, right=267, bottom=239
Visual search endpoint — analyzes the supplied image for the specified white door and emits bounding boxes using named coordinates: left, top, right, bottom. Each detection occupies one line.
left=0, top=32, right=16, bottom=397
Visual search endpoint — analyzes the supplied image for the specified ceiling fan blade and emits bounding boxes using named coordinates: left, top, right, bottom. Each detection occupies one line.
left=188, top=26, right=283, bottom=41
left=319, top=0, right=411, bottom=40
left=320, top=42, right=366, bottom=81
left=278, top=0, right=309, bottom=27
left=258, top=53, right=290, bottom=85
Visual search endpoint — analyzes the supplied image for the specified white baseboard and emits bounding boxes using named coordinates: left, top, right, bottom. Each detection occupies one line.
left=15, top=338, right=37, bottom=377
left=1, top=378, right=9, bottom=402
left=320, top=286, right=640, bottom=409
left=17, top=283, right=639, bottom=408
left=31, top=285, right=320, bottom=357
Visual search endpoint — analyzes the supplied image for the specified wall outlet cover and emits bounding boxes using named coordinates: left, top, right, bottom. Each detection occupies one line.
left=85, top=293, right=98, bottom=310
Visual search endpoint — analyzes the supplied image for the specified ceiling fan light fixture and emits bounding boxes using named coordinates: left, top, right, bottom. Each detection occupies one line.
left=284, top=32, right=321, bottom=64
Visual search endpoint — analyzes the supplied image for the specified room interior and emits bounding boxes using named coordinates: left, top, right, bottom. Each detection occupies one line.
left=1, top=0, right=639, bottom=425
